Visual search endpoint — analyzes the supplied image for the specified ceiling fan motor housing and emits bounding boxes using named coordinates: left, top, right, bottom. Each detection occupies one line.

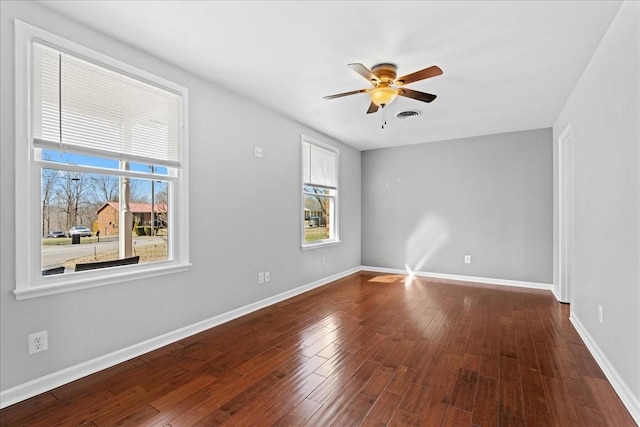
left=371, top=63, right=397, bottom=83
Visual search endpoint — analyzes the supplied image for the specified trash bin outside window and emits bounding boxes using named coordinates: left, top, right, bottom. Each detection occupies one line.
left=71, top=234, right=81, bottom=244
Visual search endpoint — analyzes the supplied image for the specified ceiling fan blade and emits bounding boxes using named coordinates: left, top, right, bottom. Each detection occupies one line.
left=323, top=88, right=369, bottom=100
left=398, top=88, right=437, bottom=103
left=348, top=63, right=379, bottom=84
left=366, top=102, right=379, bottom=114
left=396, top=65, right=443, bottom=85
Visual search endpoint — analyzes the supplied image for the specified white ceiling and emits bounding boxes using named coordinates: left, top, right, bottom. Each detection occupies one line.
left=38, top=1, right=622, bottom=151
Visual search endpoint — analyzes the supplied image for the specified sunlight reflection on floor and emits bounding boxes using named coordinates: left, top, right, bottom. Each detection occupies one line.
left=367, top=275, right=405, bottom=283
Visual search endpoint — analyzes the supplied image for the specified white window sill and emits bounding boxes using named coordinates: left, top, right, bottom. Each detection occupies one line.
left=301, top=240, right=341, bottom=251
left=13, top=262, right=192, bottom=300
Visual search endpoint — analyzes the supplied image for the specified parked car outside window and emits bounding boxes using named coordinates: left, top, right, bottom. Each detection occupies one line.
left=308, top=216, right=327, bottom=227
left=46, top=231, right=65, bottom=238
left=68, top=226, right=92, bottom=237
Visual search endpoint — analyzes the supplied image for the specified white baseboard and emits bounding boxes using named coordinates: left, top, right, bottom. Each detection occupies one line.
left=570, top=313, right=640, bottom=424
left=361, top=265, right=554, bottom=291
left=0, top=266, right=360, bottom=409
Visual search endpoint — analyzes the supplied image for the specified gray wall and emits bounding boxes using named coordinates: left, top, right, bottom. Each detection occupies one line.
left=0, top=1, right=361, bottom=392
left=553, top=0, right=639, bottom=403
left=362, top=129, right=553, bottom=284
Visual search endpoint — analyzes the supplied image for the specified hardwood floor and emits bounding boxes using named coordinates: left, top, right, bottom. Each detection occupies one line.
left=1, top=271, right=636, bottom=426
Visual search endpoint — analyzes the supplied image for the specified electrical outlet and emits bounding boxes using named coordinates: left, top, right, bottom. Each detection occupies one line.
left=28, top=331, right=48, bottom=355
left=254, top=147, right=263, bottom=158
left=598, top=305, right=603, bottom=324
left=258, top=272, right=265, bottom=284
left=264, top=272, right=270, bottom=282
left=464, top=255, right=471, bottom=264
left=321, top=257, right=326, bottom=267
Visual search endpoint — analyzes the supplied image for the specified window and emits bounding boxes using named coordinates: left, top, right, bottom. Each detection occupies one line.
left=14, top=21, right=190, bottom=299
left=301, top=136, right=339, bottom=248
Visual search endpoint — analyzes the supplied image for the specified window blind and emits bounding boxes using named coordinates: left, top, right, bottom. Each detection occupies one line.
left=303, top=142, right=337, bottom=189
left=31, top=42, right=182, bottom=167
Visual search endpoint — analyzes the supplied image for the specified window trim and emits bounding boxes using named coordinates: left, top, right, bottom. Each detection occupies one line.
left=300, top=135, right=340, bottom=249
left=14, top=20, right=191, bottom=299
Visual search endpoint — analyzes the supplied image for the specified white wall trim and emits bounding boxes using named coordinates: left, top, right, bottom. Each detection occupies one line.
left=570, top=313, right=640, bottom=424
left=0, top=266, right=360, bottom=409
left=361, top=266, right=554, bottom=291
left=557, top=123, right=574, bottom=304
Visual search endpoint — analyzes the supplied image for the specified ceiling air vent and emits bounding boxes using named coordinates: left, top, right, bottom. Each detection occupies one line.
left=396, top=110, right=422, bottom=119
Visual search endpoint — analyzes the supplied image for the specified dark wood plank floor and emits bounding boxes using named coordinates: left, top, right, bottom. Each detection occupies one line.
left=1, top=272, right=636, bottom=426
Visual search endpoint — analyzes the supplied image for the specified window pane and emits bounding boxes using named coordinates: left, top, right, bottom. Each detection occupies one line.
left=43, top=149, right=120, bottom=169
left=42, top=149, right=169, bottom=176
left=128, top=162, right=168, bottom=175
left=303, top=185, right=335, bottom=196
left=304, top=194, right=333, bottom=242
left=41, top=168, right=169, bottom=275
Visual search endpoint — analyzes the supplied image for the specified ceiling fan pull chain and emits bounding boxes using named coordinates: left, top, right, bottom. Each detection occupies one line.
left=382, top=105, right=386, bottom=129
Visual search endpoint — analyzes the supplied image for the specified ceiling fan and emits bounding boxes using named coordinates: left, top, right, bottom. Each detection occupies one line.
left=324, top=63, right=443, bottom=115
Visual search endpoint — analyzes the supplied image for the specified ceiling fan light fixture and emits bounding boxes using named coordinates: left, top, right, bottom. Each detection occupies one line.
left=369, top=84, right=398, bottom=107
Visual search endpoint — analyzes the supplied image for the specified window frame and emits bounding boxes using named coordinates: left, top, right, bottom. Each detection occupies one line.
left=14, top=20, right=191, bottom=300
left=300, top=135, right=340, bottom=249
